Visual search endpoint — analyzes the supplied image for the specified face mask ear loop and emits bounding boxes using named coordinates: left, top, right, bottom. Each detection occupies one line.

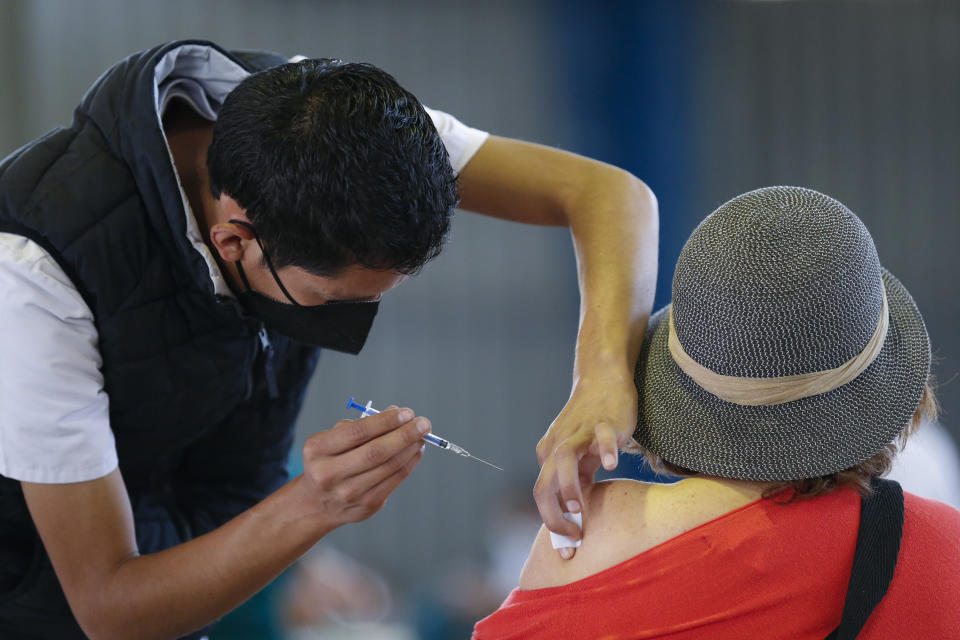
left=235, top=260, right=253, bottom=291
left=229, top=219, right=302, bottom=306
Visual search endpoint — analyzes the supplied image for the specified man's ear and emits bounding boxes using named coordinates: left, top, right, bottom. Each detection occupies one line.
left=208, top=194, right=255, bottom=263
left=209, top=220, right=255, bottom=263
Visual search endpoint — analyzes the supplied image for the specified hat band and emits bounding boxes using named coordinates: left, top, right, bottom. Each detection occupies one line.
left=667, top=288, right=889, bottom=406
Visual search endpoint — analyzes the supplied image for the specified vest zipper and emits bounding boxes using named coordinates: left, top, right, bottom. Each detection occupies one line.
left=258, top=325, right=280, bottom=399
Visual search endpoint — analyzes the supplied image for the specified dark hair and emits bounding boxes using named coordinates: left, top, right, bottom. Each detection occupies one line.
left=626, top=382, right=939, bottom=500
left=207, top=59, right=459, bottom=276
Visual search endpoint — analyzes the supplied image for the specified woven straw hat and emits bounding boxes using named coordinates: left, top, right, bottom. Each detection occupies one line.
left=633, top=186, right=930, bottom=481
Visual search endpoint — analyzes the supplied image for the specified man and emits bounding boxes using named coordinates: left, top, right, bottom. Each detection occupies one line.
left=0, top=41, right=656, bottom=639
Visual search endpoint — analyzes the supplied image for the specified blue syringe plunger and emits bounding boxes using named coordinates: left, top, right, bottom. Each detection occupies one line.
left=346, top=397, right=370, bottom=413
left=346, top=397, right=378, bottom=417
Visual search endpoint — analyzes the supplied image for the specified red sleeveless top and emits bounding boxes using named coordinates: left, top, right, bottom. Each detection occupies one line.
left=473, top=488, right=960, bottom=639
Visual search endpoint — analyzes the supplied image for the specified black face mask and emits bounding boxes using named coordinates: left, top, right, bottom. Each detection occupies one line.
left=229, top=220, right=379, bottom=354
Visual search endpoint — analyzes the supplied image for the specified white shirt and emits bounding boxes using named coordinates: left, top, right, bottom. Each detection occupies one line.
left=0, top=44, right=488, bottom=484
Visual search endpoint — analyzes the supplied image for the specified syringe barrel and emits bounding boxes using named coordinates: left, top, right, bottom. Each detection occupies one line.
left=346, top=397, right=474, bottom=460
left=422, top=433, right=449, bottom=448
left=422, top=434, right=469, bottom=457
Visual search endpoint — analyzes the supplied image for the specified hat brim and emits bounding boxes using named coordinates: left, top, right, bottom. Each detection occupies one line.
left=633, top=268, right=930, bottom=482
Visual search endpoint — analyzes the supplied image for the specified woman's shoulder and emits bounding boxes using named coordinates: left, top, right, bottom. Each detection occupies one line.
left=862, top=491, right=960, bottom=634
left=902, top=490, right=960, bottom=545
left=517, top=477, right=770, bottom=590
left=517, top=479, right=648, bottom=590
left=904, top=490, right=960, bottom=518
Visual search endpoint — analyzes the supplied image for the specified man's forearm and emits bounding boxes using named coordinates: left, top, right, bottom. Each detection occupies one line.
left=457, top=135, right=658, bottom=376
left=568, top=167, right=658, bottom=379
left=441, top=134, right=659, bottom=536
left=82, top=475, right=327, bottom=640
left=24, top=408, right=427, bottom=640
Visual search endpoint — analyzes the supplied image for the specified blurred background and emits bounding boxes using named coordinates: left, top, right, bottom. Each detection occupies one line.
left=1, top=0, right=957, bottom=638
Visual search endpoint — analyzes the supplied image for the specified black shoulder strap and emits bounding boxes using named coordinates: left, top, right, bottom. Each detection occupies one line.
left=824, top=478, right=904, bottom=640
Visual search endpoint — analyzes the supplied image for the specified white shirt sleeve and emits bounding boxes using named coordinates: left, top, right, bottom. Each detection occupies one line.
left=0, top=233, right=117, bottom=484
left=424, top=107, right=489, bottom=173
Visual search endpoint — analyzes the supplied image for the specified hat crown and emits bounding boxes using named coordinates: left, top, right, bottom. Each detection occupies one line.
left=672, top=186, right=884, bottom=378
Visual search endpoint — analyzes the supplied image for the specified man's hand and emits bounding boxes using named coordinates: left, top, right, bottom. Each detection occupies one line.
left=296, top=407, right=429, bottom=531
left=22, top=407, right=429, bottom=640
left=534, top=369, right=637, bottom=556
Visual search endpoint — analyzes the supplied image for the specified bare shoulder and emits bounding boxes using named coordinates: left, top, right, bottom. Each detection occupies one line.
left=517, top=477, right=771, bottom=590
left=518, top=479, right=652, bottom=590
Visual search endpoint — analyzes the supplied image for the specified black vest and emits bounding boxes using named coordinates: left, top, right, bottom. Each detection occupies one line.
left=0, top=41, right=319, bottom=638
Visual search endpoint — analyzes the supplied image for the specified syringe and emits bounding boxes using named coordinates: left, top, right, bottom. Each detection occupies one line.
left=346, top=397, right=503, bottom=471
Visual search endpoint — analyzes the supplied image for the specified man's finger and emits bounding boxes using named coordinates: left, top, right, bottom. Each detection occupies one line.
left=356, top=445, right=425, bottom=510
left=579, top=454, right=602, bottom=487
left=555, top=441, right=585, bottom=516
left=330, top=441, right=423, bottom=502
left=326, top=407, right=415, bottom=455
left=536, top=433, right=554, bottom=467
left=335, top=445, right=425, bottom=524
left=339, top=416, right=430, bottom=476
left=533, top=463, right=581, bottom=540
left=595, top=422, right=620, bottom=471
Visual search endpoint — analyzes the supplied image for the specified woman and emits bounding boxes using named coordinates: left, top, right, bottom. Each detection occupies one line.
left=473, top=187, right=960, bottom=639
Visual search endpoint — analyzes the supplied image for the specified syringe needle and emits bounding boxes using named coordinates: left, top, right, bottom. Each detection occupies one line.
left=467, top=454, right=504, bottom=472
left=447, top=442, right=503, bottom=471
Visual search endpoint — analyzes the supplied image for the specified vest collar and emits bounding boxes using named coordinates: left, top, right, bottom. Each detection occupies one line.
left=77, top=40, right=255, bottom=297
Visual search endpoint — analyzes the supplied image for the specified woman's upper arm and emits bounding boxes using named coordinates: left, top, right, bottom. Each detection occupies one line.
left=517, top=524, right=562, bottom=590
left=518, top=480, right=642, bottom=590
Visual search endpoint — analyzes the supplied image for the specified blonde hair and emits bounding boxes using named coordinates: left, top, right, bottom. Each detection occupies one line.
left=626, top=381, right=939, bottom=500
